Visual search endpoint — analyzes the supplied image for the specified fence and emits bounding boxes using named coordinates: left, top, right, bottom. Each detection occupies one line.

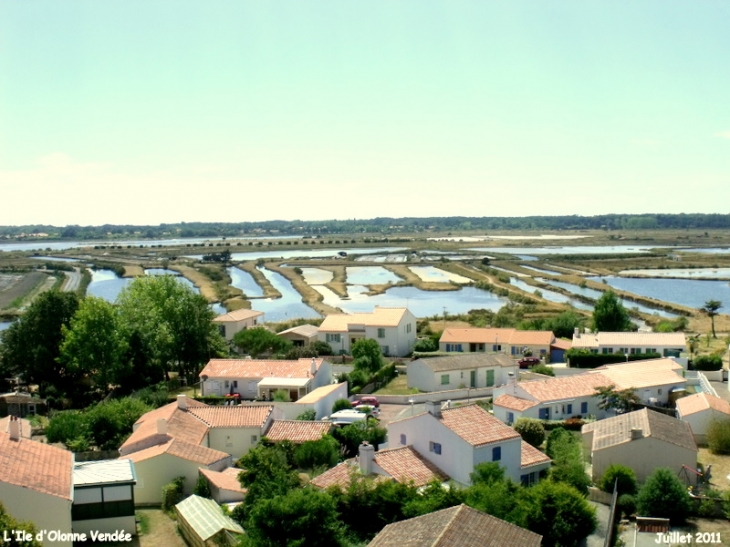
left=369, top=387, right=494, bottom=405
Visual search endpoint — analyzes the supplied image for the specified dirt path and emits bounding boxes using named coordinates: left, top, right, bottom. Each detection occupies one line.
left=136, top=509, right=187, bottom=547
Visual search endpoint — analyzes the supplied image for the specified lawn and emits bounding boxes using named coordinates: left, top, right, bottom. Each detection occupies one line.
left=373, top=375, right=419, bottom=396
left=136, top=509, right=186, bottom=547
left=698, top=448, right=730, bottom=492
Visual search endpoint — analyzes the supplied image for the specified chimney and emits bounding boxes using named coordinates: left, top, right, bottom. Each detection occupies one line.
left=359, top=442, right=374, bottom=475
left=630, top=428, right=643, bottom=440
left=177, top=394, right=188, bottom=410
left=574, top=327, right=580, bottom=339
left=8, top=415, right=20, bottom=441
left=157, top=418, right=168, bottom=435
left=311, top=358, right=317, bottom=375
left=425, top=401, right=442, bottom=418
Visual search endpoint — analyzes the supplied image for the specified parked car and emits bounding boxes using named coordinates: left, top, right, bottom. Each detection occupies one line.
left=518, top=356, right=541, bottom=368
left=353, top=396, right=380, bottom=408
left=327, top=409, right=369, bottom=425
left=354, top=405, right=380, bottom=417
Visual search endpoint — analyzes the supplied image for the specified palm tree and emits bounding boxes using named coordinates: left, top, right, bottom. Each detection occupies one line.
left=700, top=300, right=722, bottom=338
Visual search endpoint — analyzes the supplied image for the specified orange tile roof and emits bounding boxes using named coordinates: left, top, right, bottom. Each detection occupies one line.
left=310, top=460, right=362, bottom=489
left=493, top=394, right=539, bottom=412
left=120, top=400, right=209, bottom=453
left=265, top=420, right=332, bottom=443
left=415, top=354, right=514, bottom=372
left=440, top=328, right=554, bottom=346
left=199, top=467, right=246, bottom=493
left=367, top=504, right=542, bottom=547
left=590, top=359, right=685, bottom=390
left=200, top=358, right=323, bottom=379
left=123, top=439, right=230, bottom=465
left=213, top=308, right=264, bottom=323
left=319, top=307, right=409, bottom=332
left=188, top=405, right=273, bottom=428
left=517, top=373, right=612, bottom=403
left=572, top=331, right=686, bottom=349
left=374, top=446, right=449, bottom=487
left=520, top=441, right=551, bottom=468
left=550, top=338, right=572, bottom=350
left=0, top=432, right=73, bottom=500
left=440, top=405, right=520, bottom=446
left=676, top=392, right=730, bottom=417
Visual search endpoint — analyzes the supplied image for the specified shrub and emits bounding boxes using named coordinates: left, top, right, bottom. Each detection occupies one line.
left=692, top=354, right=723, bottom=371
left=295, top=409, right=317, bottom=421
left=414, top=338, right=438, bottom=352
left=599, top=464, right=638, bottom=496
left=162, top=476, right=186, bottom=511
left=332, top=398, right=353, bottom=413
left=514, top=418, right=545, bottom=448
left=707, top=418, right=730, bottom=455
left=194, top=475, right=211, bottom=498
left=292, top=436, right=339, bottom=470
left=618, top=494, right=636, bottom=518
left=46, top=411, right=88, bottom=445
left=531, top=364, right=555, bottom=377
left=272, top=389, right=291, bottom=402
left=310, top=340, right=333, bottom=356
left=637, top=468, right=692, bottom=523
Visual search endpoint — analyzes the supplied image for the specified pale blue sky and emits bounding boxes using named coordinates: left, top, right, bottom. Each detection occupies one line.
left=1, top=1, right=729, bottom=226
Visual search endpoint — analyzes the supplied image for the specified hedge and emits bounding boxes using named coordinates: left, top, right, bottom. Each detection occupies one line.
left=566, top=349, right=661, bottom=368
left=691, top=355, right=723, bottom=371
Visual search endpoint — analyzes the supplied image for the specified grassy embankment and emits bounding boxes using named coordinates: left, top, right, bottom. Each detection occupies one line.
left=0, top=272, right=50, bottom=312
left=264, top=262, right=342, bottom=316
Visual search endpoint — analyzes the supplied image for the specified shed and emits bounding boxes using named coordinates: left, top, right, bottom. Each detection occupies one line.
left=175, top=495, right=244, bottom=547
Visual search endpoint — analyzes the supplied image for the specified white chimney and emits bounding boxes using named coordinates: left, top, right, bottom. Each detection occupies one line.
left=574, top=327, right=580, bottom=339
left=425, top=401, right=442, bottom=418
left=177, top=394, right=188, bottom=410
left=157, top=418, right=168, bottom=435
left=359, top=442, right=374, bottom=475
left=311, top=358, right=317, bottom=375
left=8, top=415, right=20, bottom=441
left=630, top=428, right=643, bottom=440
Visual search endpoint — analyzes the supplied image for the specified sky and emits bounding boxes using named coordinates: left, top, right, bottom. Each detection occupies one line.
left=1, top=1, right=729, bottom=227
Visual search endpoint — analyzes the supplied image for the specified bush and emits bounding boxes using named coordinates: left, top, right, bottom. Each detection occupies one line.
left=707, top=418, right=730, bottom=455
left=292, top=436, right=339, bottom=470
left=692, top=354, right=723, bottom=371
left=599, top=464, right=638, bottom=496
left=46, top=411, right=88, bottom=445
left=162, top=476, right=186, bottom=511
left=566, top=348, right=660, bottom=368
left=618, top=494, right=636, bottom=518
left=414, top=338, right=438, bottom=352
left=637, top=468, right=692, bottom=523
left=194, top=475, right=211, bottom=498
left=295, top=409, right=317, bottom=421
left=531, top=364, right=554, bottom=377
left=272, top=389, right=291, bottom=402
left=310, top=341, right=333, bottom=356
left=332, top=398, right=353, bottom=413
left=514, top=418, right=545, bottom=448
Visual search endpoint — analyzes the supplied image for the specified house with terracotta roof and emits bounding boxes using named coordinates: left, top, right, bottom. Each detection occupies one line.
left=264, top=420, right=333, bottom=443
left=439, top=328, right=557, bottom=360
left=199, top=357, right=332, bottom=401
left=0, top=415, right=32, bottom=439
left=367, top=504, right=542, bottom=547
left=311, top=442, right=448, bottom=490
left=407, top=354, right=517, bottom=392
left=571, top=330, right=687, bottom=359
left=0, top=416, right=74, bottom=546
left=213, top=308, right=264, bottom=342
left=277, top=324, right=319, bottom=347
left=582, top=408, right=697, bottom=484
left=386, top=403, right=550, bottom=486
left=676, top=392, right=730, bottom=444
left=492, top=358, right=687, bottom=424
left=198, top=467, right=246, bottom=504
left=317, top=307, right=416, bottom=357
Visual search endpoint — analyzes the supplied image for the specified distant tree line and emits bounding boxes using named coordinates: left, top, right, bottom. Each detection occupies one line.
left=3, top=213, right=730, bottom=240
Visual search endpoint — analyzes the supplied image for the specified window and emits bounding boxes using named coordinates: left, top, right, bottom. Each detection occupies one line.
left=326, top=333, right=341, bottom=343
left=486, top=369, right=495, bottom=387
left=440, top=374, right=450, bottom=385
left=460, top=372, right=464, bottom=378
left=218, top=325, right=226, bottom=337
left=233, top=381, right=238, bottom=388
left=658, top=389, right=663, bottom=395
left=378, top=328, right=386, bottom=339
left=224, top=380, right=230, bottom=388
left=581, top=402, right=588, bottom=414
left=251, top=435, right=258, bottom=444
left=602, top=348, right=609, bottom=354
left=562, top=403, right=573, bottom=415
left=520, top=472, right=537, bottom=486
left=539, top=408, right=549, bottom=419
left=226, top=436, right=233, bottom=447
left=400, top=434, right=406, bottom=446
left=381, top=345, right=389, bottom=356
left=429, top=441, right=442, bottom=455
left=507, top=412, right=514, bottom=425
left=493, top=344, right=501, bottom=351
left=492, top=446, right=501, bottom=461
left=406, top=323, right=412, bottom=333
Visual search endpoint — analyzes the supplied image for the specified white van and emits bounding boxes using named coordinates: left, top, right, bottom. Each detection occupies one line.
left=326, top=409, right=368, bottom=425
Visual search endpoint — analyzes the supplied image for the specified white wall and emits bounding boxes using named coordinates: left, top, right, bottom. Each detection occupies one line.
left=73, top=515, right=136, bottom=537
left=208, top=426, right=264, bottom=460
left=592, top=437, right=696, bottom=484
left=0, top=482, right=73, bottom=547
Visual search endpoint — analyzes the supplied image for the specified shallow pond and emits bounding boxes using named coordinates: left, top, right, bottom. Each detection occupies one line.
left=252, top=269, right=320, bottom=322
left=228, top=267, right=264, bottom=297
left=300, top=268, right=334, bottom=285
left=619, top=268, right=730, bottom=279
left=357, top=254, right=409, bottom=263
left=187, top=247, right=407, bottom=261
left=29, top=256, right=83, bottom=263
left=86, top=270, right=134, bottom=302
left=587, top=276, right=730, bottom=314
left=145, top=269, right=197, bottom=291
left=314, top=284, right=509, bottom=317
left=0, top=321, right=12, bottom=332
left=468, top=245, right=675, bottom=255
left=409, top=266, right=472, bottom=284
left=346, top=267, right=401, bottom=285
left=509, top=278, right=593, bottom=311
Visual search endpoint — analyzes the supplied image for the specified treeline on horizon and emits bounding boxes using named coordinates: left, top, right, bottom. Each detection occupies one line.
left=2, top=213, right=729, bottom=240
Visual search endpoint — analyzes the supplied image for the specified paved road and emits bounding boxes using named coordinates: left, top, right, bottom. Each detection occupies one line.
left=62, top=267, right=82, bottom=292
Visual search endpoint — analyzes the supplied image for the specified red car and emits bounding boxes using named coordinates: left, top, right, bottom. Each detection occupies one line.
left=353, top=396, right=380, bottom=408
left=518, top=357, right=541, bottom=368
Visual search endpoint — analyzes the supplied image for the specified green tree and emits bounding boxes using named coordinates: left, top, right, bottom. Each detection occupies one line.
left=514, top=418, right=545, bottom=448
left=599, top=464, right=638, bottom=496
left=519, top=480, right=597, bottom=547
left=0, top=290, right=80, bottom=397
left=236, top=444, right=301, bottom=514
left=700, top=300, right=722, bottom=338
left=637, top=468, right=692, bottom=523
left=117, top=276, right=226, bottom=382
left=547, top=311, right=586, bottom=339
left=592, top=290, right=634, bottom=332
left=707, top=418, right=730, bottom=455
left=0, top=502, right=43, bottom=547
left=59, top=297, right=129, bottom=392
left=331, top=398, right=353, bottom=413
left=310, top=340, right=333, bottom=356
left=292, top=435, right=339, bottom=470
left=465, top=463, right=522, bottom=521
left=233, top=327, right=292, bottom=358
left=351, top=338, right=384, bottom=374
left=332, top=420, right=387, bottom=457
left=242, top=487, right=346, bottom=547
left=545, top=428, right=590, bottom=495
left=295, top=409, right=316, bottom=421
left=594, top=384, right=640, bottom=413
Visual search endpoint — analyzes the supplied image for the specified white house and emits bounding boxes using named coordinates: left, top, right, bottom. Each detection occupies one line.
left=199, top=358, right=332, bottom=401
left=439, top=328, right=556, bottom=359
left=213, top=308, right=264, bottom=342
left=582, top=408, right=697, bottom=484
left=676, top=392, right=730, bottom=444
left=317, top=307, right=417, bottom=357
left=277, top=324, right=319, bottom=347
left=407, top=354, right=517, bottom=392
left=0, top=416, right=74, bottom=547
left=386, top=403, right=550, bottom=486
left=493, top=358, right=687, bottom=424
left=571, top=330, right=687, bottom=359
left=198, top=467, right=246, bottom=504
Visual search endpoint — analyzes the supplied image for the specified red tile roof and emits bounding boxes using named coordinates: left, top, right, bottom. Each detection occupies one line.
left=310, top=460, right=391, bottom=490
left=493, top=394, right=539, bottom=412
left=0, top=432, right=73, bottom=500
left=374, top=446, right=449, bottom=487
left=200, top=358, right=323, bottom=379
left=367, top=504, right=542, bottom=547
left=520, top=441, right=551, bottom=468
left=199, top=467, right=246, bottom=493
left=439, top=405, right=520, bottom=446
left=440, top=328, right=554, bottom=346
left=319, top=308, right=409, bottom=332
left=123, top=439, right=230, bottom=466
left=120, top=400, right=209, bottom=454
left=213, top=309, right=264, bottom=323
left=188, top=405, right=273, bottom=428
left=265, top=420, right=332, bottom=443
left=676, top=392, right=730, bottom=417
